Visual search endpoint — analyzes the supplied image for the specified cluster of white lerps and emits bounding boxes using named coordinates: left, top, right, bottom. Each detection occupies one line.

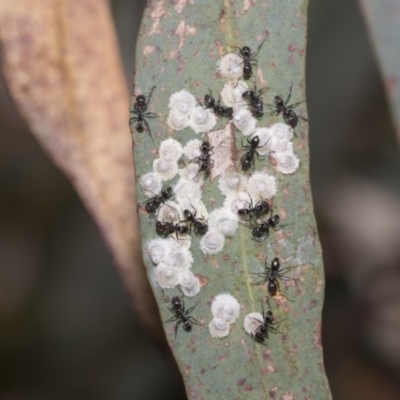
left=209, top=293, right=241, bottom=338
left=147, top=238, right=200, bottom=296
left=140, top=48, right=304, bottom=340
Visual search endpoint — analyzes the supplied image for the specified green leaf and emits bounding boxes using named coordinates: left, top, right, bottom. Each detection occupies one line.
left=359, top=0, right=400, bottom=139
left=132, top=1, right=331, bottom=398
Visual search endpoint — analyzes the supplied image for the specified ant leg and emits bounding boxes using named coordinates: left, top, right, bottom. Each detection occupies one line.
left=186, top=302, right=199, bottom=315
left=144, top=112, right=158, bottom=118
left=287, top=100, right=304, bottom=109
left=298, top=114, right=308, bottom=122
left=145, top=86, right=156, bottom=110
left=285, top=80, right=294, bottom=105
left=251, top=38, right=266, bottom=58
left=165, top=315, right=179, bottom=323
left=188, top=316, right=202, bottom=326
left=251, top=277, right=268, bottom=286
left=142, top=118, right=155, bottom=143
left=174, top=320, right=181, bottom=339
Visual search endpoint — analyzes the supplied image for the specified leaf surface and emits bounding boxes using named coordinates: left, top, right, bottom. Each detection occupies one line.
left=133, top=0, right=331, bottom=398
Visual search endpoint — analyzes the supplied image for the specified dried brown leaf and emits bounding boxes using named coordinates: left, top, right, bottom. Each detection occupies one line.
left=0, top=0, right=163, bottom=343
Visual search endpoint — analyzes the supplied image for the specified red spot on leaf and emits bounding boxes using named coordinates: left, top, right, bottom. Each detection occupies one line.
left=270, top=387, right=279, bottom=399
left=244, top=385, right=253, bottom=391
left=237, top=378, right=246, bottom=386
left=310, top=299, right=317, bottom=308
left=288, top=44, right=296, bottom=52
left=222, top=254, right=230, bottom=261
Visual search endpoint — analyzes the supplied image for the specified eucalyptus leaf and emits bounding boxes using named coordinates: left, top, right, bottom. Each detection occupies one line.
left=132, top=1, right=331, bottom=398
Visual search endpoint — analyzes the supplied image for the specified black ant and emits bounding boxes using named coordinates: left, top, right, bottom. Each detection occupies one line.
left=252, top=257, right=298, bottom=300
left=203, top=91, right=233, bottom=118
left=138, top=186, right=173, bottom=214
left=251, top=213, right=280, bottom=241
left=238, top=194, right=270, bottom=221
left=242, top=86, right=264, bottom=117
left=189, top=141, right=214, bottom=178
left=181, top=208, right=208, bottom=235
left=156, top=221, right=189, bottom=240
left=267, top=82, right=308, bottom=129
left=166, top=296, right=201, bottom=338
left=129, top=86, right=157, bottom=141
left=234, top=39, right=266, bottom=80
left=250, top=302, right=282, bottom=344
left=241, top=135, right=264, bottom=171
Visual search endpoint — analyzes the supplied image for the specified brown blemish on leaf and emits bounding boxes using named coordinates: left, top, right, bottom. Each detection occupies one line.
left=256, top=251, right=266, bottom=262
left=288, top=44, right=296, bottom=52
left=148, top=1, right=169, bottom=36
left=143, top=45, right=156, bottom=56
left=172, top=20, right=197, bottom=51
left=196, top=274, right=208, bottom=287
left=173, top=0, right=191, bottom=14
left=208, top=123, right=236, bottom=181
left=314, top=322, right=322, bottom=347
left=280, top=391, right=296, bottom=400
left=244, top=384, right=253, bottom=391
left=184, top=364, right=191, bottom=375
left=270, top=386, right=279, bottom=399
left=222, top=254, right=230, bottom=261
left=310, top=299, right=317, bottom=308
left=262, top=363, right=276, bottom=375
left=256, top=68, right=267, bottom=88
left=237, top=378, right=246, bottom=386
left=241, top=0, right=256, bottom=14
left=262, top=349, right=272, bottom=361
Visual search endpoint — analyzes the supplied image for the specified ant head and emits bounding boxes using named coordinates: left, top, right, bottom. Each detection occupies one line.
left=242, top=90, right=253, bottom=99
left=252, top=226, right=262, bottom=238
left=274, top=95, right=283, bottom=106
left=265, top=310, right=274, bottom=322
left=155, top=221, right=163, bottom=229
left=183, top=321, right=192, bottom=332
left=271, top=257, right=280, bottom=271
left=238, top=208, right=249, bottom=216
left=163, top=186, right=173, bottom=197
left=201, top=141, right=210, bottom=152
left=136, top=94, right=146, bottom=103
left=251, top=135, right=260, bottom=147
left=241, top=46, right=251, bottom=57
left=204, top=94, right=214, bottom=107
left=269, top=214, right=280, bottom=227
left=171, top=296, right=181, bottom=307
left=183, top=209, right=192, bottom=219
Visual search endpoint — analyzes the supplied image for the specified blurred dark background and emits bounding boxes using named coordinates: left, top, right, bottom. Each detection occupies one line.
left=1, top=0, right=400, bottom=399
